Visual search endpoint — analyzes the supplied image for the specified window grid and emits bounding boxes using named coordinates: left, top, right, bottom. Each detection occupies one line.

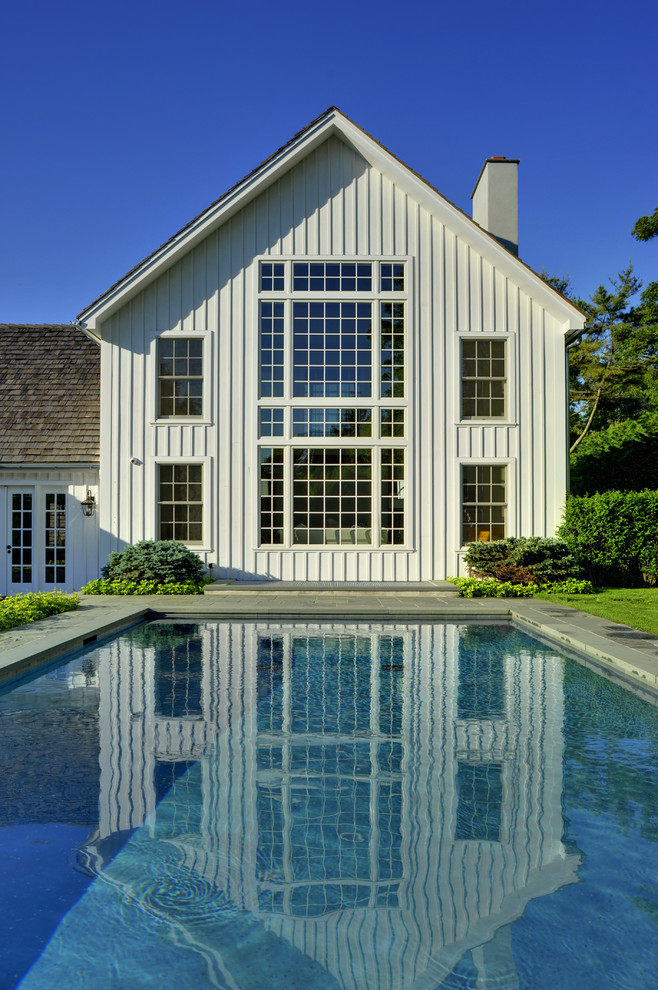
left=158, top=464, right=203, bottom=543
left=293, top=262, right=372, bottom=292
left=381, top=449, right=405, bottom=545
left=380, top=263, right=405, bottom=292
left=380, top=408, right=405, bottom=438
left=254, top=633, right=404, bottom=916
left=260, top=262, right=285, bottom=292
left=259, top=408, right=285, bottom=438
left=292, top=408, right=372, bottom=438
left=260, top=302, right=285, bottom=398
left=292, top=302, right=372, bottom=399
left=462, top=465, right=506, bottom=544
left=380, top=302, right=405, bottom=398
left=292, top=448, right=372, bottom=545
left=455, top=763, right=503, bottom=842
left=45, top=493, right=66, bottom=584
left=259, top=448, right=285, bottom=545
left=461, top=339, right=506, bottom=418
left=10, top=492, right=32, bottom=584
left=158, top=338, right=203, bottom=417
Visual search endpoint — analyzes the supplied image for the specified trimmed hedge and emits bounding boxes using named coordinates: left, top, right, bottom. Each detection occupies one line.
left=559, top=490, right=658, bottom=586
left=463, top=537, right=580, bottom=585
left=0, top=591, right=80, bottom=632
left=101, top=540, right=207, bottom=585
left=448, top=577, right=595, bottom=598
left=81, top=578, right=208, bottom=595
left=448, top=578, right=538, bottom=598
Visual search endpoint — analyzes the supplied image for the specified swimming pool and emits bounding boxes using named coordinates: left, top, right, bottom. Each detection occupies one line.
left=1, top=619, right=657, bottom=989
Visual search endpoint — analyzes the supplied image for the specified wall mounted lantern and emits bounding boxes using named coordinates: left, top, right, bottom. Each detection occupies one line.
left=81, top=490, right=97, bottom=517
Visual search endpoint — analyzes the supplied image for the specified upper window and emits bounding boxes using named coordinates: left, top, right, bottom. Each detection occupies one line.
left=461, top=464, right=506, bottom=544
left=461, top=339, right=505, bottom=419
left=158, top=339, right=203, bottom=417
left=292, top=261, right=372, bottom=292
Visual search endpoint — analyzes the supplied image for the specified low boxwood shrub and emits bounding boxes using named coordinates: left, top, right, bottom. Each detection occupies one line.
left=0, top=591, right=79, bottom=632
left=539, top=579, right=595, bottom=595
left=80, top=578, right=208, bottom=596
left=464, top=537, right=581, bottom=585
left=448, top=577, right=538, bottom=598
left=101, top=540, right=207, bottom=585
left=560, top=490, right=658, bottom=586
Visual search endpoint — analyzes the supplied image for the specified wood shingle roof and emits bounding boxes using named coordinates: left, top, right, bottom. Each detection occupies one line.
left=0, top=325, right=100, bottom=463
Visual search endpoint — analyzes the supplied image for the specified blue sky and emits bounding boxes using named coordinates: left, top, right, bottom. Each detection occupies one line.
left=1, top=0, right=656, bottom=324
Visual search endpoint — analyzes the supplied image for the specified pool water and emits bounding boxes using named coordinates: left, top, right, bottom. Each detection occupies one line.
left=1, top=619, right=657, bottom=989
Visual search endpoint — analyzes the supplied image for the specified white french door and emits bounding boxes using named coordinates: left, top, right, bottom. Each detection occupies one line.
left=5, top=488, right=35, bottom=593
left=3, top=487, right=68, bottom=595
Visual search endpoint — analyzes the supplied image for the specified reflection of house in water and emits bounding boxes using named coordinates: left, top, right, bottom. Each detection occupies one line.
left=83, top=620, right=580, bottom=989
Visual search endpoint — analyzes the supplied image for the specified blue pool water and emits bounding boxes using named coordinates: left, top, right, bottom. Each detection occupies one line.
left=1, top=619, right=657, bottom=989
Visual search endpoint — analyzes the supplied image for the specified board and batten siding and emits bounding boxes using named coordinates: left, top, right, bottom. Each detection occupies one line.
left=97, top=135, right=569, bottom=581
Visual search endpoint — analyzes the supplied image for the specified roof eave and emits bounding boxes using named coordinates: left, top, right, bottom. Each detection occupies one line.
left=78, top=110, right=345, bottom=329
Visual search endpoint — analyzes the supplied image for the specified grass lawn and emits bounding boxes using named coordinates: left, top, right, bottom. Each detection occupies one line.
left=535, top=587, right=658, bottom=637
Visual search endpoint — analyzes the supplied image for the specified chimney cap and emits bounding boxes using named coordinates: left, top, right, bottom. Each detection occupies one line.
left=471, top=157, right=520, bottom=199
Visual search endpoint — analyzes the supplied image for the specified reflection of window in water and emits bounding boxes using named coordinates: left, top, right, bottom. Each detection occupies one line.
left=256, top=633, right=404, bottom=917
left=154, top=638, right=203, bottom=718
left=458, top=630, right=506, bottom=720
left=455, top=763, right=503, bottom=841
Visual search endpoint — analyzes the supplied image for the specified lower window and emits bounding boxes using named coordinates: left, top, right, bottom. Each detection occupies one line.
left=158, top=464, right=203, bottom=543
left=461, top=465, right=506, bottom=544
left=259, top=447, right=405, bottom=546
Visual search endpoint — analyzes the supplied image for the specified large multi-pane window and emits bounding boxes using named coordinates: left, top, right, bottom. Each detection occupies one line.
left=257, top=260, right=408, bottom=548
left=158, top=338, right=203, bottom=417
left=461, top=338, right=505, bottom=419
left=292, top=302, right=372, bottom=398
left=158, top=464, right=203, bottom=543
left=461, top=465, right=506, bottom=544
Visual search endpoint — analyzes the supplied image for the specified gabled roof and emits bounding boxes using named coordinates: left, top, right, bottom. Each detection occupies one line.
left=0, top=325, right=100, bottom=464
left=78, top=107, right=584, bottom=329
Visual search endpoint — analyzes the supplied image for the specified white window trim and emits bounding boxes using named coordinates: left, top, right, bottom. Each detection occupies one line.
left=148, top=330, right=213, bottom=426
left=254, top=256, right=413, bottom=551
left=455, top=332, right=516, bottom=426
left=456, top=458, right=516, bottom=551
left=152, top=456, right=211, bottom=551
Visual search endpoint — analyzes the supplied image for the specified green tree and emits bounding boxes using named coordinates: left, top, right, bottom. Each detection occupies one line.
left=632, top=207, right=658, bottom=242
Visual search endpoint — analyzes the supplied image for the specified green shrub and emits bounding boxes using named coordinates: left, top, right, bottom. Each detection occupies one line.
left=559, top=490, right=658, bottom=586
left=539, top=579, right=596, bottom=595
left=101, top=540, right=206, bottom=584
left=448, top=577, right=538, bottom=598
left=570, top=414, right=658, bottom=495
left=80, top=578, right=207, bottom=596
left=464, top=537, right=581, bottom=584
left=0, top=591, right=79, bottom=632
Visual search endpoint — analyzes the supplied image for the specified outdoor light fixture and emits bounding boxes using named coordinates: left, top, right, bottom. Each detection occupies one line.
left=81, top=490, right=96, bottom=517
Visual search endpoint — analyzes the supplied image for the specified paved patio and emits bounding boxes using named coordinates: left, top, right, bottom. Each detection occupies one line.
left=1, top=587, right=658, bottom=698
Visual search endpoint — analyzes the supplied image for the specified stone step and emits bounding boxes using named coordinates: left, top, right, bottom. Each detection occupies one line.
left=204, top=579, right=459, bottom=596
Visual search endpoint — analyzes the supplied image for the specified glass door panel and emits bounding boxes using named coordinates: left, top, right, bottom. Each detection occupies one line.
left=6, top=490, right=35, bottom=592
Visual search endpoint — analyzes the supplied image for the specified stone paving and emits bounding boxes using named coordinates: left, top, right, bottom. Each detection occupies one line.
left=1, top=588, right=658, bottom=698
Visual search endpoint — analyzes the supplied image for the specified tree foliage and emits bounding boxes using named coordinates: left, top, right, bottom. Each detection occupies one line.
left=543, top=263, right=658, bottom=465
left=632, top=206, right=658, bottom=242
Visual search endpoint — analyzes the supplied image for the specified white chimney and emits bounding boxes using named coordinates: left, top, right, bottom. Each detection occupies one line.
left=471, top=157, right=520, bottom=256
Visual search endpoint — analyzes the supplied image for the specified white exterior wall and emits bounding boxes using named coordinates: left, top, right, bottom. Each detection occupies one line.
left=97, top=135, right=570, bottom=581
left=0, top=467, right=99, bottom=594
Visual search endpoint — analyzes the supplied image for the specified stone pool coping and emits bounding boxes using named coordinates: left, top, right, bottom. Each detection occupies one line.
left=1, top=591, right=658, bottom=696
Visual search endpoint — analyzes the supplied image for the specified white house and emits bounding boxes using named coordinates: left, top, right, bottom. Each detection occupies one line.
left=0, top=108, right=584, bottom=592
